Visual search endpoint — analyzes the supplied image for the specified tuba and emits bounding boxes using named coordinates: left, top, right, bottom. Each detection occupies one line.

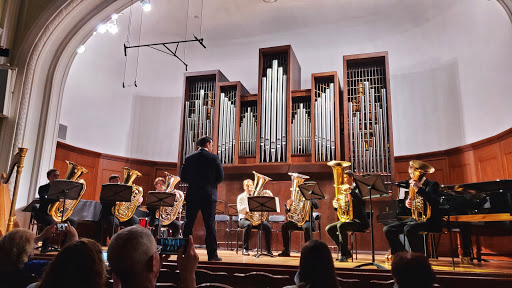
left=112, top=167, right=144, bottom=222
left=328, top=161, right=353, bottom=222
left=48, top=161, right=88, bottom=222
left=246, top=171, right=272, bottom=226
left=286, top=173, right=310, bottom=227
left=156, top=173, right=184, bottom=226
left=409, top=160, right=435, bottom=222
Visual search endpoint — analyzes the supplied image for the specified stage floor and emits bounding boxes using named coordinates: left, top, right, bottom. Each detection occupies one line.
left=190, top=248, right=512, bottom=275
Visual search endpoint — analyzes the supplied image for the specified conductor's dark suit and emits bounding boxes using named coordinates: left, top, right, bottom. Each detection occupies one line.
left=181, top=148, right=224, bottom=259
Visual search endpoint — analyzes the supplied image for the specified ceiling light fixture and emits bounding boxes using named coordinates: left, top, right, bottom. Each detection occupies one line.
left=140, top=0, right=152, bottom=12
left=96, top=14, right=120, bottom=34
left=263, top=0, right=277, bottom=3
left=76, top=45, right=86, bottom=54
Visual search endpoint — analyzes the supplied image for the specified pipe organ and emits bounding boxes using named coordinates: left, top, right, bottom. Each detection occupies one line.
left=260, top=58, right=287, bottom=163
left=239, top=105, right=257, bottom=157
left=344, top=53, right=394, bottom=187
left=314, top=81, right=336, bottom=161
left=182, top=79, right=217, bottom=160
left=217, top=87, right=237, bottom=164
left=291, top=102, right=311, bottom=155
left=178, top=48, right=393, bottom=183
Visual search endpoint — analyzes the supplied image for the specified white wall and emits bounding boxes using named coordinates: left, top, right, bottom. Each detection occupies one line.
left=60, top=0, right=512, bottom=160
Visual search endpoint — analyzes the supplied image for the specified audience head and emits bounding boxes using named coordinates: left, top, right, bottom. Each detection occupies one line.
left=46, top=169, right=60, bottom=182
left=297, top=240, right=340, bottom=288
left=109, top=174, right=121, bottom=184
left=391, top=252, right=435, bottom=288
left=108, top=225, right=160, bottom=288
left=197, top=135, right=212, bottom=149
left=154, top=177, right=166, bottom=191
left=38, top=238, right=105, bottom=288
left=0, top=228, right=34, bottom=268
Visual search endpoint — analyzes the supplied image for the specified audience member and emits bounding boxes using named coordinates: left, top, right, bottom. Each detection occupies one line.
left=107, top=225, right=198, bottom=288
left=30, top=238, right=106, bottom=288
left=391, top=252, right=435, bottom=288
left=0, top=226, right=64, bottom=288
left=285, top=240, right=340, bottom=288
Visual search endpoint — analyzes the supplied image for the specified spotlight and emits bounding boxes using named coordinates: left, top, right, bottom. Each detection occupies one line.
left=140, top=0, right=151, bottom=12
left=76, top=45, right=86, bottom=54
left=111, top=13, right=119, bottom=20
left=97, top=24, right=107, bottom=33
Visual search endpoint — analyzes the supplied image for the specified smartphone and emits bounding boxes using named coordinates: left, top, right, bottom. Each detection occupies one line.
left=156, top=237, right=188, bottom=255
left=102, top=251, right=108, bottom=265
left=57, top=223, right=68, bottom=231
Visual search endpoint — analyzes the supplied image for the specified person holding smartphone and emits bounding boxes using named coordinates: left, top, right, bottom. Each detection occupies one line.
left=149, top=177, right=183, bottom=238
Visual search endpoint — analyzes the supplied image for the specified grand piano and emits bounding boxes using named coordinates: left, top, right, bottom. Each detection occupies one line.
left=376, top=179, right=512, bottom=260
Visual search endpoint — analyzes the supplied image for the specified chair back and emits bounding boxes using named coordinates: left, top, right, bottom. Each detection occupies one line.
left=196, top=269, right=229, bottom=286
left=233, top=272, right=292, bottom=288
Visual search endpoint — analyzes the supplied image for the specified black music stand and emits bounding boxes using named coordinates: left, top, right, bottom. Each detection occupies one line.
left=100, top=183, right=133, bottom=237
left=353, top=174, right=388, bottom=269
left=146, top=192, right=176, bottom=238
left=248, top=195, right=279, bottom=258
left=298, top=181, right=326, bottom=241
left=48, top=180, right=84, bottom=224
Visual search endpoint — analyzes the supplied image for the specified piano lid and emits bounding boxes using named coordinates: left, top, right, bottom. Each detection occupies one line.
left=441, top=179, right=512, bottom=196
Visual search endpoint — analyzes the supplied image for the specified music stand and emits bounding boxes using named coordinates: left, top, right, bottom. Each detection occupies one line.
left=146, top=192, right=176, bottom=238
left=298, top=181, right=326, bottom=241
left=48, top=180, right=83, bottom=224
left=100, top=183, right=133, bottom=237
left=248, top=196, right=279, bottom=258
left=352, top=174, right=388, bottom=269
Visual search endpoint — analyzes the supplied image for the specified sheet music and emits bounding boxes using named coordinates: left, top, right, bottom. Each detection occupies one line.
left=398, top=188, right=407, bottom=200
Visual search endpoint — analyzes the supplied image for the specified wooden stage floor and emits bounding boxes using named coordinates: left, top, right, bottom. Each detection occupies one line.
left=190, top=247, right=512, bottom=275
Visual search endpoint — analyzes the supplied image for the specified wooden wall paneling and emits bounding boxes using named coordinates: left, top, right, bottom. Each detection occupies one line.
left=500, top=136, right=512, bottom=178
left=474, top=143, right=504, bottom=181
left=447, top=151, right=477, bottom=184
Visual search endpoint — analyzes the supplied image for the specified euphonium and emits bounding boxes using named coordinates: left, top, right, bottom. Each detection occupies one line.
left=156, top=173, right=184, bottom=226
left=409, top=160, right=435, bottom=222
left=48, top=161, right=88, bottom=222
left=286, top=172, right=310, bottom=227
left=328, top=161, right=353, bottom=222
left=112, top=167, right=143, bottom=222
left=246, top=171, right=272, bottom=226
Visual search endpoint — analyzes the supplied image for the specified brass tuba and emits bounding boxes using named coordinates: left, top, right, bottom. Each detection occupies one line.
left=48, top=161, right=88, bottom=222
left=286, top=173, right=310, bottom=227
left=156, top=173, right=184, bottom=226
left=328, top=161, right=353, bottom=222
left=246, top=171, right=272, bottom=226
left=112, top=167, right=144, bottom=222
left=409, top=160, right=435, bottom=222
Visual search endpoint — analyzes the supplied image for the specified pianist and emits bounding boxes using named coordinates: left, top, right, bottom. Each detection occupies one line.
left=383, top=160, right=441, bottom=258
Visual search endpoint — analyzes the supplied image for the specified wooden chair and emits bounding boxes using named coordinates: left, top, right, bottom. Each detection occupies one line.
left=337, top=277, right=362, bottom=288
left=157, top=269, right=180, bottom=285
left=233, top=272, right=292, bottom=288
left=195, top=269, right=229, bottom=286
left=215, top=214, right=230, bottom=250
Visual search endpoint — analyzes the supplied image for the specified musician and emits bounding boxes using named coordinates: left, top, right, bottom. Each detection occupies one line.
left=278, top=200, right=319, bottom=257
left=35, top=169, right=77, bottom=253
left=149, top=177, right=183, bottom=238
left=99, top=174, right=141, bottom=245
left=383, top=160, right=441, bottom=257
left=237, top=179, right=273, bottom=256
left=325, top=170, right=369, bottom=262
left=181, top=135, right=224, bottom=262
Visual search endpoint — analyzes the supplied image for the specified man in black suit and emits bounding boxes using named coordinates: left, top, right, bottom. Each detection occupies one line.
left=383, top=160, right=441, bottom=257
left=36, top=168, right=77, bottom=252
left=180, top=136, right=224, bottom=261
left=325, top=170, right=369, bottom=262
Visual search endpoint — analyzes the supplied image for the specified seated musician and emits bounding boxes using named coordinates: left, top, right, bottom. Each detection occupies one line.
left=383, top=160, right=441, bottom=258
left=325, top=170, right=369, bottom=262
left=237, top=179, right=273, bottom=256
left=35, top=169, right=77, bottom=253
left=99, top=174, right=141, bottom=245
left=149, top=177, right=183, bottom=238
left=278, top=198, right=319, bottom=257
